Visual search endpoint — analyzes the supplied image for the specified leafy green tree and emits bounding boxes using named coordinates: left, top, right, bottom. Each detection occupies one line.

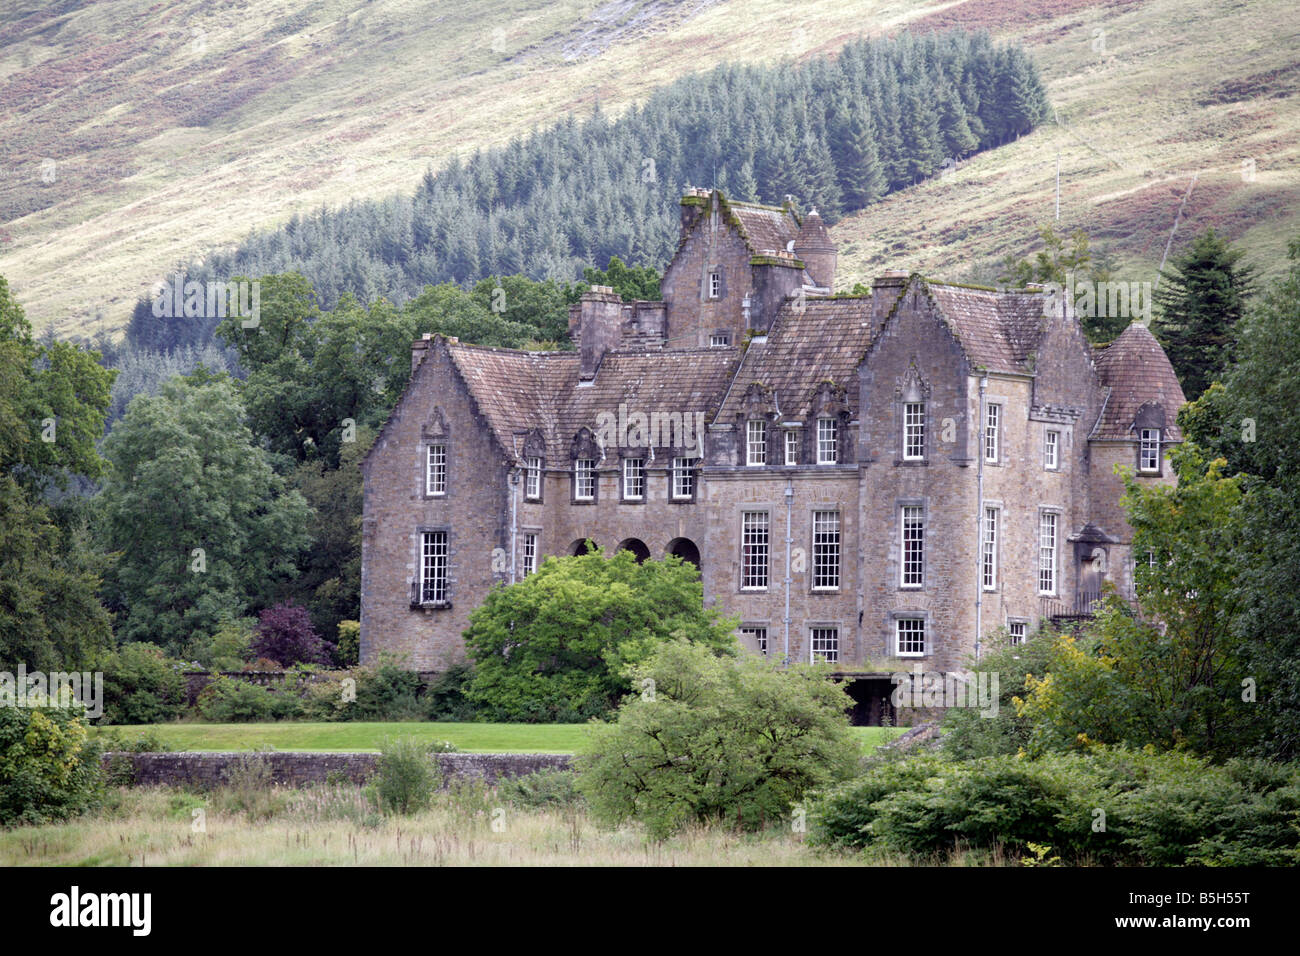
left=100, top=642, right=187, bottom=725
left=579, top=256, right=661, bottom=301
left=0, top=693, right=103, bottom=826
left=99, top=378, right=313, bottom=651
left=1153, top=228, right=1257, bottom=401
left=577, top=639, right=858, bottom=838
left=1180, top=237, right=1300, bottom=758
left=463, top=549, right=738, bottom=722
left=0, top=277, right=114, bottom=670
left=1015, top=445, right=1252, bottom=758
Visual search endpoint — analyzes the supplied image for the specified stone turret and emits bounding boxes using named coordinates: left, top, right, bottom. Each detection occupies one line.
left=794, top=208, right=837, bottom=290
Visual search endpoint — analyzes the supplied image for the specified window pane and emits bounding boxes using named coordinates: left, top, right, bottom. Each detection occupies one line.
left=785, top=429, right=799, bottom=465
left=897, top=618, right=925, bottom=656
left=811, top=627, right=838, bottom=663
left=904, top=403, right=925, bottom=460
left=817, top=418, right=837, bottom=464
left=984, top=403, right=1000, bottom=462
left=747, top=420, right=766, bottom=466
left=812, top=511, right=840, bottom=590
left=427, top=444, right=447, bottom=496
left=1038, top=512, right=1057, bottom=593
left=741, top=511, right=769, bottom=589
left=623, top=458, right=644, bottom=499
left=981, top=507, right=997, bottom=590
left=526, top=457, right=542, bottom=499
left=421, top=531, right=448, bottom=603
left=671, top=457, right=696, bottom=499
left=901, top=506, right=924, bottom=587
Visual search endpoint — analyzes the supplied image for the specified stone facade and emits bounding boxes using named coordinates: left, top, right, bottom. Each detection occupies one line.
left=359, top=187, right=1187, bottom=719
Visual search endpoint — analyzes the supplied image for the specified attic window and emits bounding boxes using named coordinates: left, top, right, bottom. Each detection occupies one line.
left=710, top=332, right=730, bottom=347
left=1139, top=429, right=1161, bottom=472
left=709, top=271, right=722, bottom=299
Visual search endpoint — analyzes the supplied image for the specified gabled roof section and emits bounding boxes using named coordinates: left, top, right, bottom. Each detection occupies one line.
left=924, top=281, right=1047, bottom=374
left=724, top=197, right=801, bottom=257
left=447, top=342, right=740, bottom=463
left=1092, top=322, right=1186, bottom=441
left=445, top=342, right=577, bottom=459
left=715, top=296, right=876, bottom=423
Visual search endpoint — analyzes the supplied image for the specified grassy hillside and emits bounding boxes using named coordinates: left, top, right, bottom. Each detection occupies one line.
left=1, top=0, right=1296, bottom=335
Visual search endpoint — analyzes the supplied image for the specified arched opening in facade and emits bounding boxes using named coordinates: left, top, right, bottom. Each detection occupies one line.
left=616, top=538, right=651, bottom=563
left=569, top=538, right=598, bottom=556
left=665, top=537, right=701, bottom=572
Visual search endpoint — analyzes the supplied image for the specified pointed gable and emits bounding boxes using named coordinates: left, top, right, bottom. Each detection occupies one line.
left=1092, top=323, right=1187, bottom=441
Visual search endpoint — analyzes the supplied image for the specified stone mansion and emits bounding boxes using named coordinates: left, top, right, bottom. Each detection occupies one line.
left=359, top=187, right=1185, bottom=723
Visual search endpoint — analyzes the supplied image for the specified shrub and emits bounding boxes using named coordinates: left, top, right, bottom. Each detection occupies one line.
left=0, top=694, right=103, bottom=826
left=351, top=661, right=423, bottom=720
left=213, top=752, right=286, bottom=819
left=208, top=618, right=256, bottom=671
left=498, top=769, right=583, bottom=810
left=197, top=676, right=275, bottom=722
left=940, top=629, right=1055, bottom=759
left=577, top=639, right=858, bottom=838
left=421, top=659, right=479, bottom=721
left=371, top=737, right=442, bottom=815
left=97, top=727, right=173, bottom=753
left=336, top=620, right=360, bottom=667
left=252, top=601, right=336, bottom=667
left=809, top=747, right=1300, bottom=865
left=100, top=643, right=187, bottom=725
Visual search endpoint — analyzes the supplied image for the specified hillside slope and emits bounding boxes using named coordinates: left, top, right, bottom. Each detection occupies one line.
left=0, top=0, right=1297, bottom=335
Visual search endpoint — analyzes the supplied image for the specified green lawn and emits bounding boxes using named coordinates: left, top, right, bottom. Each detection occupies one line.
left=96, top=722, right=906, bottom=754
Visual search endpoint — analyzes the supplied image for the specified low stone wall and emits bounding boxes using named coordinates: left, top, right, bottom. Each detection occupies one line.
left=103, top=751, right=572, bottom=790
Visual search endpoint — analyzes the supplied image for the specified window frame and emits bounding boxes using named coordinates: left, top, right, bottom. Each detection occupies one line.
left=521, top=532, right=538, bottom=578
left=740, top=510, right=770, bottom=591
left=900, top=504, right=925, bottom=589
left=739, top=625, right=768, bottom=656
left=984, top=402, right=1001, bottom=464
left=816, top=417, right=838, bottom=465
left=811, top=510, right=841, bottom=591
left=425, top=442, right=447, bottom=497
left=784, top=428, right=800, bottom=466
left=746, top=420, right=767, bottom=467
left=573, top=458, right=597, bottom=502
left=1008, top=620, right=1028, bottom=646
left=903, top=402, right=926, bottom=461
left=709, top=332, right=729, bottom=348
left=1139, top=428, right=1161, bottom=473
left=1038, top=510, right=1059, bottom=595
left=525, top=456, right=543, bottom=500
left=981, top=506, right=998, bottom=592
left=1044, top=429, right=1060, bottom=471
left=709, top=271, right=722, bottom=299
left=810, top=626, right=839, bottom=664
left=419, top=530, right=449, bottom=605
left=895, top=617, right=926, bottom=658
left=622, top=456, right=645, bottom=502
left=670, top=456, right=697, bottom=501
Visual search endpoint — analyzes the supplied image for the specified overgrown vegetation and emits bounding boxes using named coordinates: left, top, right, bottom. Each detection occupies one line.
left=577, top=640, right=859, bottom=838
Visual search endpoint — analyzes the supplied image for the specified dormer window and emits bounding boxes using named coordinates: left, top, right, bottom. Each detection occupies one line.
left=746, top=420, right=767, bottom=466
left=784, top=429, right=800, bottom=466
left=525, top=456, right=542, bottom=500
left=573, top=459, right=596, bottom=501
left=709, top=271, right=722, bottom=299
left=1139, top=429, right=1161, bottom=472
left=710, top=332, right=730, bottom=347
left=816, top=418, right=838, bottom=464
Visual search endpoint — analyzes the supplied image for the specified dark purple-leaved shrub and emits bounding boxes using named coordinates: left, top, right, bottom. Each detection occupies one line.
left=252, top=601, right=336, bottom=667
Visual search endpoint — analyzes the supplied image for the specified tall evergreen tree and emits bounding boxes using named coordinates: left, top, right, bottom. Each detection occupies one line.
left=1153, top=228, right=1257, bottom=400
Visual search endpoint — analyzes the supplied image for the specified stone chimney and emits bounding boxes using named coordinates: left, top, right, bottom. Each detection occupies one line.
left=411, top=332, right=433, bottom=375
left=679, top=187, right=710, bottom=240
left=572, top=286, right=625, bottom=380
left=794, top=208, right=837, bottom=290
left=871, top=270, right=910, bottom=328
